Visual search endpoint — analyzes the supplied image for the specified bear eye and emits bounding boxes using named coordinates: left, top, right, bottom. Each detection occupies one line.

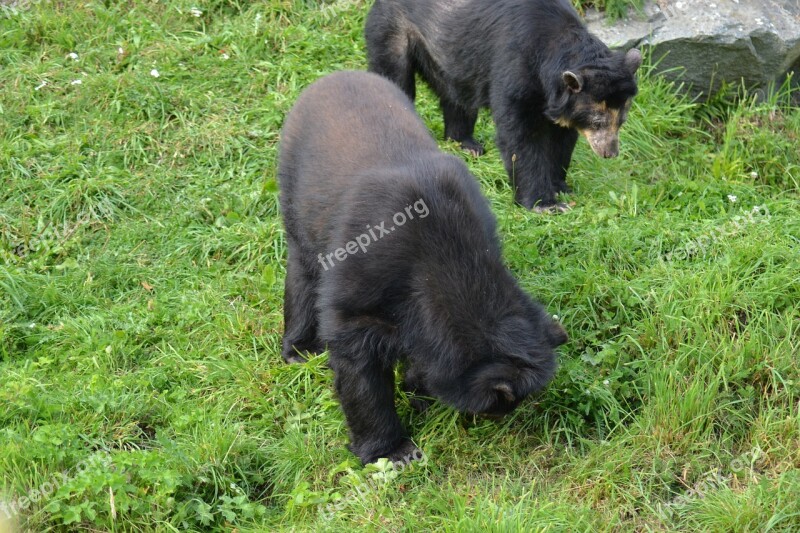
left=590, top=116, right=607, bottom=129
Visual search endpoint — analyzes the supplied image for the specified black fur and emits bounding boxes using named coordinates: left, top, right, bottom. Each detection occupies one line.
left=278, top=71, right=567, bottom=464
left=365, top=0, right=641, bottom=210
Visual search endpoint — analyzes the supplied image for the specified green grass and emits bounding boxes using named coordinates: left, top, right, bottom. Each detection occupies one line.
left=572, top=0, right=644, bottom=20
left=1, top=1, right=799, bottom=531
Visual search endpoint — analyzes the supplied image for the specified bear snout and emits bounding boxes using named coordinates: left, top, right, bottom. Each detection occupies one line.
left=583, top=129, right=619, bottom=159
left=601, top=144, right=619, bottom=158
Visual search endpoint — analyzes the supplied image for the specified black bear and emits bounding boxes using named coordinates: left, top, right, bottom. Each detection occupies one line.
left=278, top=71, right=567, bottom=464
left=365, top=0, right=642, bottom=212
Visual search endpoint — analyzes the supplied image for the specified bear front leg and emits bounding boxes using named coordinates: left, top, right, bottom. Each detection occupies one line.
left=441, top=98, right=483, bottom=156
left=549, top=123, right=578, bottom=198
left=402, top=364, right=433, bottom=412
left=329, top=350, right=420, bottom=464
left=492, top=100, right=578, bottom=210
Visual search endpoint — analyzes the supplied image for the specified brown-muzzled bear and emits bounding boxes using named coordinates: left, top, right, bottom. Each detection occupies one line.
left=365, top=0, right=642, bottom=212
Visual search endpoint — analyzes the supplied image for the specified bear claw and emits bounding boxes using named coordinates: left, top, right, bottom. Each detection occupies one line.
left=532, top=202, right=572, bottom=214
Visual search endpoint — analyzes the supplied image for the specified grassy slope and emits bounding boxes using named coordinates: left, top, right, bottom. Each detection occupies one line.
left=1, top=1, right=798, bottom=531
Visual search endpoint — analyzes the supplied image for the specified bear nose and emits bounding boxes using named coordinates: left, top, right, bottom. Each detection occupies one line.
left=604, top=143, right=619, bottom=158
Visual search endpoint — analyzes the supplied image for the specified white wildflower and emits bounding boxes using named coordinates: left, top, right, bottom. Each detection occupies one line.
left=221, top=52, right=230, bottom=60
left=67, top=52, right=78, bottom=60
left=727, top=194, right=737, bottom=203
left=150, top=69, right=160, bottom=78
left=750, top=171, right=758, bottom=179
left=603, top=379, right=610, bottom=386
left=117, top=47, right=124, bottom=55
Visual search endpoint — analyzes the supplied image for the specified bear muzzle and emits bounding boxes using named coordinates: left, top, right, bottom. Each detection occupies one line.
left=581, top=128, right=620, bottom=159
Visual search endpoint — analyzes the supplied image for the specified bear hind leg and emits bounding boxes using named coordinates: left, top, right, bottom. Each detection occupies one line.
left=366, top=14, right=417, bottom=101
left=281, top=244, right=323, bottom=363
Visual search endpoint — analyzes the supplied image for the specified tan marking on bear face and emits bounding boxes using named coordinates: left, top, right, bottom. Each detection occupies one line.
left=575, top=100, right=629, bottom=158
left=554, top=116, right=572, bottom=128
left=552, top=98, right=634, bottom=157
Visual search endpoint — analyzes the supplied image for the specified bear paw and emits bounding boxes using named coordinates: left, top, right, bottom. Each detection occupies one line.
left=532, top=202, right=572, bottom=214
left=459, top=138, right=485, bottom=157
left=350, top=438, right=424, bottom=466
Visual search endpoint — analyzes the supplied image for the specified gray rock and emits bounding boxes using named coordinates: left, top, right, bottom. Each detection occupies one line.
left=586, top=0, right=800, bottom=99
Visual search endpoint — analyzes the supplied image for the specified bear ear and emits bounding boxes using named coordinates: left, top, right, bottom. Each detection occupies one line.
left=624, top=48, right=642, bottom=74
left=562, top=71, right=583, bottom=93
left=493, top=382, right=516, bottom=403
